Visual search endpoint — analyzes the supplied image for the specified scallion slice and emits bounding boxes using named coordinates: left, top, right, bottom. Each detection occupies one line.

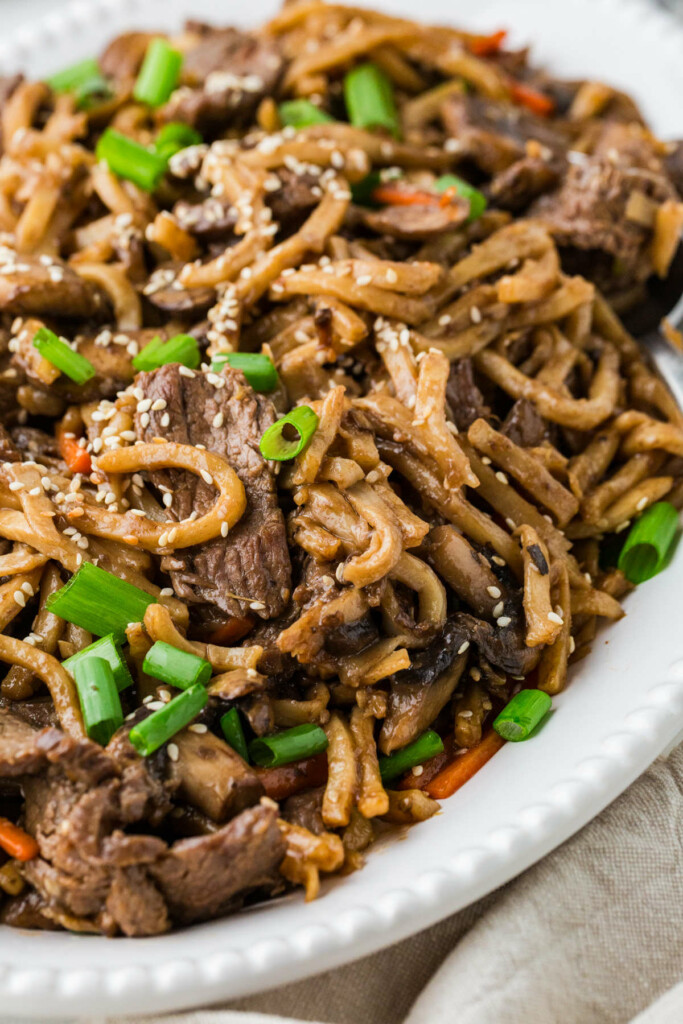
left=47, top=563, right=157, bottom=639
left=129, top=683, right=208, bottom=757
left=210, top=351, right=278, bottom=391
left=617, top=501, right=679, bottom=584
left=143, top=641, right=211, bottom=690
left=278, top=99, right=335, bottom=129
left=259, top=405, right=319, bottom=461
left=133, top=38, right=183, bottom=108
left=96, top=128, right=167, bottom=192
left=32, top=327, right=96, bottom=385
left=344, top=62, right=400, bottom=139
left=220, top=707, right=250, bottom=762
left=73, top=657, right=124, bottom=746
left=494, top=689, right=551, bottom=742
left=154, top=122, right=203, bottom=161
left=63, top=634, right=133, bottom=692
left=435, top=174, right=487, bottom=222
left=378, top=729, right=444, bottom=782
left=132, top=333, right=200, bottom=372
left=249, top=723, right=328, bottom=768
left=74, top=74, right=113, bottom=111
left=47, top=58, right=100, bottom=94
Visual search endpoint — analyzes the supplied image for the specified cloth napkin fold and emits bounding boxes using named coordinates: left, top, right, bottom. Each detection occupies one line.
left=92, top=742, right=683, bottom=1024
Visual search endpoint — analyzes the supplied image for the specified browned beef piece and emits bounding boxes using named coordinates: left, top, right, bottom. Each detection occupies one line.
left=103, top=866, right=170, bottom=938
left=360, top=200, right=469, bottom=240
left=162, top=26, right=285, bottom=134
left=0, top=255, right=106, bottom=318
left=0, top=889, right=60, bottom=930
left=282, top=787, right=325, bottom=835
left=442, top=95, right=570, bottom=174
left=135, top=364, right=292, bottom=622
left=99, top=32, right=156, bottom=80
left=501, top=399, right=548, bottom=447
left=0, top=708, right=44, bottom=776
left=0, top=422, right=20, bottom=461
left=489, top=154, right=563, bottom=212
left=0, top=696, right=57, bottom=730
left=591, top=122, right=666, bottom=174
left=446, top=358, right=491, bottom=431
left=173, top=196, right=237, bottom=240
left=266, top=169, right=320, bottom=230
left=531, top=156, right=678, bottom=286
left=149, top=803, right=285, bottom=925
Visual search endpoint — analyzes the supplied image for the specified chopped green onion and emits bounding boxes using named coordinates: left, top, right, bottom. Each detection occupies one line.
left=344, top=62, right=400, bottom=139
left=73, top=657, right=123, bottom=746
left=435, top=174, right=487, bottom=222
left=74, top=75, right=113, bottom=111
left=63, top=634, right=133, bottom=692
left=32, top=327, right=96, bottom=385
left=220, top=708, right=250, bottom=762
left=493, top=689, right=551, bottom=742
left=154, top=122, right=202, bottom=161
left=351, top=169, right=384, bottom=207
left=96, top=128, right=167, bottom=192
left=378, top=729, right=444, bottom=782
left=47, top=563, right=156, bottom=640
left=259, top=405, right=319, bottom=462
left=143, top=641, right=211, bottom=690
left=129, top=683, right=208, bottom=757
left=133, top=38, right=183, bottom=108
left=618, top=501, right=679, bottom=584
left=249, top=722, right=328, bottom=768
left=278, top=99, right=335, bottom=129
left=211, top=351, right=278, bottom=391
left=132, top=333, right=200, bottom=372
left=47, top=58, right=100, bottom=94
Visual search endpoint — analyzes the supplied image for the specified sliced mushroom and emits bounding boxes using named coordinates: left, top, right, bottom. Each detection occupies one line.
left=167, top=726, right=264, bottom=823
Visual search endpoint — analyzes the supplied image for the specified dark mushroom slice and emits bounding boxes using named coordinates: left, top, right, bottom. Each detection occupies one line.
left=0, top=256, right=107, bottom=319
left=166, top=726, right=264, bottom=822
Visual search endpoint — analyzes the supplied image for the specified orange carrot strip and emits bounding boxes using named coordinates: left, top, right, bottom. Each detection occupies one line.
left=207, top=615, right=255, bottom=646
left=58, top=433, right=92, bottom=475
left=509, top=81, right=556, bottom=117
left=258, top=752, right=328, bottom=801
left=371, top=184, right=438, bottom=207
left=468, top=29, right=507, bottom=57
left=424, top=730, right=505, bottom=799
left=0, top=818, right=39, bottom=861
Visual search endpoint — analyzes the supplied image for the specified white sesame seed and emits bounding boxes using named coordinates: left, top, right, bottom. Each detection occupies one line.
left=140, top=413, right=150, bottom=429
left=213, top=412, right=224, bottom=428
left=8, top=481, right=23, bottom=492
left=167, top=742, right=179, bottom=762
left=569, top=636, right=576, bottom=654
left=493, top=601, right=504, bottom=618
left=21, top=582, right=34, bottom=596
left=470, top=306, right=482, bottom=324
left=487, top=585, right=502, bottom=599
left=160, top=587, right=174, bottom=597
left=457, top=641, right=470, bottom=655
left=179, top=366, right=195, bottom=378
left=636, top=497, right=648, bottom=511
left=459, top=710, right=473, bottom=719
left=548, top=611, right=564, bottom=625
left=161, top=413, right=170, bottom=427
left=147, top=701, right=164, bottom=711
left=13, top=591, right=26, bottom=607
left=200, top=470, right=213, bottom=485
left=221, top=522, right=229, bottom=537
left=167, top=528, right=178, bottom=544
left=249, top=600, right=266, bottom=610
left=497, top=616, right=512, bottom=628
left=495, top=471, right=509, bottom=485
left=189, top=723, right=208, bottom=734
left=159, top=531, right=168, bottom=547
left=491, top=555, right=506, bottom=566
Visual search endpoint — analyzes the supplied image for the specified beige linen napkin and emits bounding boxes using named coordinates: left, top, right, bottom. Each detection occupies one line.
left=92, top=741, right=683, bottom=1024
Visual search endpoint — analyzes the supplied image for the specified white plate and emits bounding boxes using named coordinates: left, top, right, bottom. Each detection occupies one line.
left=2, top=0, right=683, bottom=1016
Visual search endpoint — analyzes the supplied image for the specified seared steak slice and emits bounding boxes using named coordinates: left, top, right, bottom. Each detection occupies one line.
left=149, top=803, right=284, bottom=925
left=446, top=358, right=491, bottom=432
left=501, top=399, right=548, bottom=447
left=134, top=363, right=292, bottom=621
left=0, top=708, right=43, bottom=776
left=163, top=27, right=284, bottom=134
left=0, top=254, right=106, bottom=318
left=489, top=154, right=563, bottom=212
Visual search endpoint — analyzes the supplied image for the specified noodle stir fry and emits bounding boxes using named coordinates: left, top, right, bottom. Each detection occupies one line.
left=0, top=2, right=682, bottom=935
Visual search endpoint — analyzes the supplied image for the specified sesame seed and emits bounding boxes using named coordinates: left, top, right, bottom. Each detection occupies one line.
left=13, top=591, right=26, bottom=607
left=21, top=582, right=33, bottom=596
left=470, top=306, right=482, bottom=324
left=487, top=586, right=502, bottom=599
left=167, top=742, right=179, bottom=762
left=159, top=531, right=168, bottom=547
left=200, top=470, right=213, bottom=485
left=147, top=701, right=164, bottom=711
left=459, top=710, right=473, bottom=719
left=213, top=412, right=224, bottom=428
left=249, top=600, right=266, bottom=610
left=493, top=601, right=504, bottom=618
left=548, top=611, right=564, bottom=625
left=491, top=555, right=506, bottom=566
left=636, top=496, right=648, bottom=511
left=140, top=413, right=150, bottom=429
left=167, top=528, right=178, bottom=545
left=163, top=493, right=173, bottom=507
left=179, top=366, right=195, bottom=378
left=151, top=399, right=167, bottom=411
left=221, top=522, right=229, bottom=537
left=189, top=723, right=208, bottom=734
left=497, top=616, right=512, bottom=628
left=457, top=641, right=470, bottom=655
left=161, top=413, right=170, bottom=427
left=495, top=471, right=508, bottom=485
left=569, top=636, right=576, bottom=654
left=160, top=587, right=174, bottom=597
left=8, top=481, right=23, bottom=492
left=411, top=764, right=424, bottom=777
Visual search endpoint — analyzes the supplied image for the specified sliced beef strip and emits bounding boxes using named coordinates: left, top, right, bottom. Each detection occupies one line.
left=173, top=196, right=237, bottom=240
left=530, top=156, right=678, bottom=286
left=282, top=787, right=325, bottom=835
left=135, top=364, right=292, bottom=621
left=0, top=422, right=21, bottom=461
left=446, top=358, right=491, bottom=432
left=0, top=255, right=107, bottom=319
left=501, top=398, right=549, bottom=447
left=99, top=32, right=157, bottom=81
left=162, top=27, right=285, bottom=134
left=148, top=803, right=285, bottom=925
left=265, top=169, right=320, bottom=230
left=0, top=695, right=58, bottom=731
left=488, top=154, right=563, bottom=212
left=442, top=94, right=571, bottom=175
left=0, top=707, right=44, bottom=776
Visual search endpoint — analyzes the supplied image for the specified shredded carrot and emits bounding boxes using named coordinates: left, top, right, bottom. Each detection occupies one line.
left=439, top=185, right=459, bottom=208
left=258, top=752, right=328, bottom=801
left=509, top=80, right=556, bottom=117
left=424, top=730, right=505, bottom=799
left=207, top=615, right=255, bottom=646
left=58, top=433, right=92, bottom=475
left=468, top=29, right=507, bottom=57
left=0, top=818, right=39, bottom=862
left=371, top=184, right=438, bottom=207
